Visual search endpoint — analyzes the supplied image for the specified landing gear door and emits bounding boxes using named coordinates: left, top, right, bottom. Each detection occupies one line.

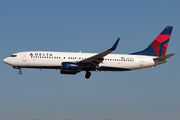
left=22, top=54, right=27, bottom=61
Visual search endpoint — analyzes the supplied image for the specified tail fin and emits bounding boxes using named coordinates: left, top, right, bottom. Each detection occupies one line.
left=131, top=26, right=173, bottom=57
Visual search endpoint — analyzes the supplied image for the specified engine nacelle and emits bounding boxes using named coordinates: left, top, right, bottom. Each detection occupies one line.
left=61, top=70, right=77, bottom=75
left=60, top=62, right=78, bottom=75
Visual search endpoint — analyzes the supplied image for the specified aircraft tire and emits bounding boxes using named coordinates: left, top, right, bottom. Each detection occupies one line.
left=85, top=71, right=91, bottom=79
left=19, top=71, right=22, bottom=75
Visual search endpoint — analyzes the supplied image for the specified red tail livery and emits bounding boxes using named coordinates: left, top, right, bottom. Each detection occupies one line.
left=132, top=26, right=173, bottom=57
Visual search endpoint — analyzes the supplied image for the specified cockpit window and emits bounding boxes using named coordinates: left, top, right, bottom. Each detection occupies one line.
left=10, top=55, right=17, bottom=57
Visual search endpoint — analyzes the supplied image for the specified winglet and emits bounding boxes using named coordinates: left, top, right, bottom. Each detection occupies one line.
left=109, top=38, right=120, bottom=50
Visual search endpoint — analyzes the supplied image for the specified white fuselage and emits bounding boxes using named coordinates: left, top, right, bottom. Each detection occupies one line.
left=3, top=51, right=163, bottom=71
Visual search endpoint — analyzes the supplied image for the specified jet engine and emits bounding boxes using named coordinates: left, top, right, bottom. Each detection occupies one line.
left=60, top=62, right=79, bottom=75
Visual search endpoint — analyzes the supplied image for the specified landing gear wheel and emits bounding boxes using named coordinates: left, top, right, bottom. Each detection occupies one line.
left=19, top=71, right=22, bottom=75
left=85, top=71, right=91, bottom=79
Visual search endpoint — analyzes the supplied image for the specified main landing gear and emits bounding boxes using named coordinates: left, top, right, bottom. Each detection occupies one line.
left=85, top=71, right=91, bottom=79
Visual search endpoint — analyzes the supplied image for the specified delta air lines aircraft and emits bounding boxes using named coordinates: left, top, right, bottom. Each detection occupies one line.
left=3, top=26, right=175, bottom=79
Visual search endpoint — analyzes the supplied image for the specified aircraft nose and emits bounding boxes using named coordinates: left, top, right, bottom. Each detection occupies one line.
left=3, top=58, right=9, bottom=64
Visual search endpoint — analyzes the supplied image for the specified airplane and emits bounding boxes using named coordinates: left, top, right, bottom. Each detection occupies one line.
left=3, top=26, right=175, bottom=79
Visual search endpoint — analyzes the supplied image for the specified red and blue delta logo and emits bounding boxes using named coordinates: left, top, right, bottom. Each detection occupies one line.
left=29, top=53, right=33, bottom=56
left=29, top=53, right=53, bottom=57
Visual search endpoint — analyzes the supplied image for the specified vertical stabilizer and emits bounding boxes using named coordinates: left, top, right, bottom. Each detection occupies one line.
left=131, top=26, right=173, bottom=57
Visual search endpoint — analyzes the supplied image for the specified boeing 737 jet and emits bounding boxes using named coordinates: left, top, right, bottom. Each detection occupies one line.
left=3, top=26, right=175, bottom=79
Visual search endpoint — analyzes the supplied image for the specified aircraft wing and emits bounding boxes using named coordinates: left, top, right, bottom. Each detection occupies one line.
left=77, top=38, right=120, bottom=69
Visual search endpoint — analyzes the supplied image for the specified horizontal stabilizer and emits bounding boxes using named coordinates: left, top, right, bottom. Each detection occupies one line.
left=153, top=53, right=175, bottom=61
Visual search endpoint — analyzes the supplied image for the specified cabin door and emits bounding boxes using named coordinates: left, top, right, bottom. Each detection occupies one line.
left=139, top=57, right=143, bottom=66
left=22, top=54, right=27, bottom=62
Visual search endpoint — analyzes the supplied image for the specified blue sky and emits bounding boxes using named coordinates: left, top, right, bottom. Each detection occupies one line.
left=0, top=1, right=180, bottom=120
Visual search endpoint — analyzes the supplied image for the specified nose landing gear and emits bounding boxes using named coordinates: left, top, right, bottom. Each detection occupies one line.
left=13, top=67, right=22, bottom=75
left=85, top=71, right=91, bottom=79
